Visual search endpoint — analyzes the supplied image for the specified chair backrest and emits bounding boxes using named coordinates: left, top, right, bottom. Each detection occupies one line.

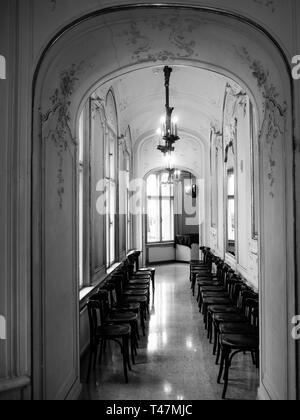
left=87, top=300, right=101, bottom=343
left=92, top=290, right=111, bottom=320
left=244, top=298, right=259, bottom=326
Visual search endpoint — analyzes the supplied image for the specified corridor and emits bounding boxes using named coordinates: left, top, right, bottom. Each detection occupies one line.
left=80, top=264, right=259, bottom=401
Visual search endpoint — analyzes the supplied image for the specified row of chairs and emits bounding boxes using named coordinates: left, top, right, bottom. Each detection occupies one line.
left=191, top=247, right=259, bottom=399
left=86, top=252, right=155, bottom=383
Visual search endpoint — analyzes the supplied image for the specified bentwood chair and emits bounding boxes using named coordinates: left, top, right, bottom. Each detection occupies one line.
left=92, top=290, right=140, bottom=365
left=86, top=300, right=131, bottom=383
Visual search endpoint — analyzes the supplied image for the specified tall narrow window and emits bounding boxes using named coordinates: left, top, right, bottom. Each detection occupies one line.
left=0, top=55, right=6, bottom=80
left=226, top=169, right=236, bottom=256
left=78, top=111, right=84, bottom=289
left=146, top=171, right=174, bottom=244
left=125, top=153, right=132, bottom=252
left=106, top=131, right=117, bottom=267
left=250, top=101, right=259, bottom=239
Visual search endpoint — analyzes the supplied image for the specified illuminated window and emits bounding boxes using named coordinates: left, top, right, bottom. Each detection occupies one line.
left=146, top=171, right=174, bottom=244
left=226, top=169, right=236, bottom=256
left=78, top=111, right=84, bottom=289
left=0, top=55, right=6, bottom=80
left=106, top=130, right=117, bottom=267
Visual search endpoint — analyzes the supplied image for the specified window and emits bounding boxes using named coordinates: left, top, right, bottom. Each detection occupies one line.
left=106, top=130, right=117, bottom=267
left=146, top=171, right=174, bottom=243
left=125, top=153, right=132, bottom=252
left=78, top=111, right=84, bottom=289
left=226, top=169, right=236, bottom=256
left=250, top=101, right=259, bottom=239
left=0, top=55, right=6, bottom=80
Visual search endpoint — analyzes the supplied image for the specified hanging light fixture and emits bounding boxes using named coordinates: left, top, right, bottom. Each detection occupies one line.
left=157, top=66, right=180, bottom=155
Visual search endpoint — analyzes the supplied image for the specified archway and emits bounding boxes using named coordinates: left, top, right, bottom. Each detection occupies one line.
left=32, top=6, right=295, bottom=400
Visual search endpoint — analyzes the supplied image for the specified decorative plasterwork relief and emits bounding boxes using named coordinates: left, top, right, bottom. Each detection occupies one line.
left=50, top=0, right=57, bottom=12
left=252, top=0, right=276, bottom=13
left=41, top=61, right=90, bottom=209
left=223, top=83, right=247, bottom=163
left=236, top=47, right=287, bottom=198
left=117, top=17, right=201, bottom=64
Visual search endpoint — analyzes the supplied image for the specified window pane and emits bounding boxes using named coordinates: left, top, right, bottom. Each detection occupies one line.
left=147, top=174, right=159, bottom=196
left=161, top=179, right=173, bottom=197
left=78, top=112, right=84, bottom=163
left=109, top=181, right=116, bottom=265
left=162, top=198, right=174, bottom=241
left=147, top=198, right=160, bottom=243
left=78, top=168, right=83, bottom=289
left=228, top=172, right=235, bottom=196
left=228, top=197, right=235, bottom=241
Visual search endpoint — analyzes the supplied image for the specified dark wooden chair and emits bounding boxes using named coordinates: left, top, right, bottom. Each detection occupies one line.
left=92, top=290, right=140, bottom=365
left=217, top=332, right=259, bottom=399
left=86, top=300, right=131, bottom=383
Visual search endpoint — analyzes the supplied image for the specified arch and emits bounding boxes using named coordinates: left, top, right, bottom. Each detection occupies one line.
left=32, top=5, right=296, bottom=400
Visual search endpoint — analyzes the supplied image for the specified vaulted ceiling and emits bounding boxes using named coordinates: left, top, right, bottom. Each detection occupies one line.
left=95, top=65, right=232, bottom=147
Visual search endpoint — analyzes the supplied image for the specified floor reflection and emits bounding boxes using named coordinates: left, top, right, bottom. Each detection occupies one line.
left=80, top=263, right=259, bottom=400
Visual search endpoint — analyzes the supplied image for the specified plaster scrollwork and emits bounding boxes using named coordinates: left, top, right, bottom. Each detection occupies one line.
left=223, top=83, right=247, bottom=163
left=91, top=96, right=106, bottom=127
left=236, top=47, right=287, bottom=198
left=41, top=61, right=88, bottom=209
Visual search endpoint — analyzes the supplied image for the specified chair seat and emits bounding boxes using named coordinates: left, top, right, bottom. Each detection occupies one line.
left=116, top=303, right=140, bottom=312
left=202, top=292, right=228, bottom=298
left=209, top=305, right=239, bottom=313
left=219, top=323, right=258, bottom=335
left=125, top=285, right=149, bottom=291
left=123, top=290, right=148, bottom=297
left=203, top=297, right=232, bottom=305
left=96, top=324, right=131, bottom=338
left=220, top=334, right=259, bottom=349
left=128, top=279, right=150, bottom=286
left=200, top=286, right=225, bottom=292
left=106, top=312, right=138, bottom=323
left=122, top=296, right=148, bottom=304
left=138, top=267, right=155, bottom=273
left=213, top=313, right=245, bottom=323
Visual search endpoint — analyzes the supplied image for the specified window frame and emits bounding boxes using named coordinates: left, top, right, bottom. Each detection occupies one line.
left=146, top=171, right=175, bottom=245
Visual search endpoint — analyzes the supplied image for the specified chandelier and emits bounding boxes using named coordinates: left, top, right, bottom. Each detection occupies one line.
left=157, top=66, right=180, bottom=155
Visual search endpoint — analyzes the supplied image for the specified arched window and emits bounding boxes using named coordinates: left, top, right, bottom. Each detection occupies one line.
left=0, top=55, right=6, bottom=80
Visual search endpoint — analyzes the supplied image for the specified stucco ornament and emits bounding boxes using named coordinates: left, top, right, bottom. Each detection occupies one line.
left=237, top=47, right=287, bottom=198
left=252, top=0, right=276, bottom=13
left=41, top=61, right=88, bottom=209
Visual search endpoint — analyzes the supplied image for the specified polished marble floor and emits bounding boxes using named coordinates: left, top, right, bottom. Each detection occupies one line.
left=80, top=263, right=259, bottom=400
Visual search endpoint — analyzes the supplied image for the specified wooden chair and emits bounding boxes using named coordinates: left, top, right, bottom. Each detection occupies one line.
left=86, top=300, right=131, bottom=383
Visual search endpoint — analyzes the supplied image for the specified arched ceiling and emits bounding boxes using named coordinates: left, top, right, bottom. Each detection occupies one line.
left=94, top=66, right=231, bottom=147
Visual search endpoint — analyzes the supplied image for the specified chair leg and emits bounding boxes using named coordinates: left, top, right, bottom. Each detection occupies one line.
left=99, top=339, right=104, bottom=365
left=131, top=333, right=136, bottom=366
left=217, top=348, right=226, bottom=384
left=222, top=349, right=231, bottom=400
left=125, top=336, right=131, bottom=371
left=255, top=349, right=260, bottom=369
left=121, top=338, right=129, bottom=384
left=140, top=309, right=146, bottom=336
left=213, top=324, right=218, bottom=355
left=216, top=339, right=221, bottom=365
left=86, top=343, right=96, bottom=382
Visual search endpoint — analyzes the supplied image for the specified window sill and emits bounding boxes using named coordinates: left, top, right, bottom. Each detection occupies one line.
left=146, top=242, right=174, bottom=248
